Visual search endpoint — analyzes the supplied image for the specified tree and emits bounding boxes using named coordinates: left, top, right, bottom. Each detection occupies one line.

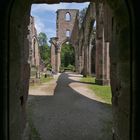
left=38, top=32, right=47, bottom=46
left=61, top=43, right=75, bottom=68
left=37, top=32, right=50, bottom=67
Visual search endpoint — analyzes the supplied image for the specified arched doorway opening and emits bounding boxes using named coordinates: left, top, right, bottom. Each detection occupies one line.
left=60, top=42, right=75, bottom=72
left=1, top=0, right=135, bottom=140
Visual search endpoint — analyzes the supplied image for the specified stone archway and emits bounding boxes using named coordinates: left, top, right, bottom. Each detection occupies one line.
left=0, top=0, right=136, bottom=140
left=50, top=9, right=79, bottom=73
left=60, top=42, right=75, bottom=71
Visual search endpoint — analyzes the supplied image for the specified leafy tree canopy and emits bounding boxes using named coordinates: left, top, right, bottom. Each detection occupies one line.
left=37, top=32, right=50, bottom=67
left=61, top=43, right=75, bottom=68
left=38, top=32, right=48, bottom=47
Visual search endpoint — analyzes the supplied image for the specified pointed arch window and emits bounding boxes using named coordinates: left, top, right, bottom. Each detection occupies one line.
left=66, top=30, right=70, bottom=37
left=65, top=13, right=71, bottom=21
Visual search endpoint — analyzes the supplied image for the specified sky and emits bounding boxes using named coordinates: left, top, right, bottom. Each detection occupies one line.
left=31, top=2, right=90, bottom=45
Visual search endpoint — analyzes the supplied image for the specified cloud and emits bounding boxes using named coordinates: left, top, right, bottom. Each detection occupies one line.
left=31, top=2, right=90, bottom=13
left=46, top=28, right=56, bottom=39
left=31, top=3, right=67, bottom=13
left=31, top=2, right=90, bottom=45
left=33, top=15, right=56, bottom=36
left=34, top=16, right=46, bottom=33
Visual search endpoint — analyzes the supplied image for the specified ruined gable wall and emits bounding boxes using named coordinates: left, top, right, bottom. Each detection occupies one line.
left=56, top=9, right=79, bottom=46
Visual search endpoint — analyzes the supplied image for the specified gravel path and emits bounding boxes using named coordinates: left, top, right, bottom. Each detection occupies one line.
left=28, top=72, right=112, bottom=140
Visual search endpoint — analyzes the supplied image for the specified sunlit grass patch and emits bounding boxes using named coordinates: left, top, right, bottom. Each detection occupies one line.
left=81, top=76, right=112, bottom=104
left=40, top=76, right=53, bottom=83
left=29, top=76, right=54, bottom=88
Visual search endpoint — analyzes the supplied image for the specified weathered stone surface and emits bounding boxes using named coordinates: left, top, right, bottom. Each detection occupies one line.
left=51, top=9, right=79, bottom=73
left=78, top=3, right=96, bottom=76
left=0, top=1, right=136, bottom=140
left=28, top=16, right=41, bottom=80
left=95, top=1, right=111, bottom=85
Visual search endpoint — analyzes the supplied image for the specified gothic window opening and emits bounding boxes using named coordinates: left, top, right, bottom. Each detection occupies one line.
left=66, top=30, right=70, bottom=37
left=65, top=12, right=71, bottom=21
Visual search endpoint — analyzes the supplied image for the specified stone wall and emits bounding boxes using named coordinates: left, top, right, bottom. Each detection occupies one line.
left=29, top=16, right=40, bottom=79
left=50, top=37, right=59, bottom=73
left=106, top=0, right=131, bottom=139
left=50, top=9, right=79, bottom=72
left=56, top=9, right=79, bottom=46
left=95, top=1, right=111, bottom=85
left=8, top=1, right=31, bottom=140
left=78, top=2, right=96, bottom=76
left=70, top=10, right=79, bottom=72
left=0, top=0, right=136, bottom=140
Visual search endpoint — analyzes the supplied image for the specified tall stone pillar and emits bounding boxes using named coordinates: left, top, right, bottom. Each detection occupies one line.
left=56, top=48, right=61, bottom=73
left=50, top=37, right=59, bottom=73
left=75, top=46, right=79, bottom=72
left=95, top=28, right=110, bottom=85
left=87, top=45, right=91, bottom=75
left=79, top=55, right=82, bottom=73
left=95, top=37, right=104, bottom=84
left=95, top=2, right=110, bottom=85
left=83, top=44, right=88, bottom=77
left=104, top=42, right=110, bottom=83
left=88, top=36, right=95, bottom=76
left=51, top=43, right=56, bottom=72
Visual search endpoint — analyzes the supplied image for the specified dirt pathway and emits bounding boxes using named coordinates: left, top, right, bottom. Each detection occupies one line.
left=27, top=72, right=112, bottom=140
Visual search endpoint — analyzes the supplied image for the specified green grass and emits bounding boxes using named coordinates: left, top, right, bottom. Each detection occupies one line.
left=80, top=76, right=112, bottom=104
left=40, top=76, right=53, bottom=83
left=29, top=76, right=53, bottom=88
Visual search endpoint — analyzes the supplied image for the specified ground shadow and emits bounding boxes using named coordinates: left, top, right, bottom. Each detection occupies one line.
left=27, top=72, right=112, bottom=140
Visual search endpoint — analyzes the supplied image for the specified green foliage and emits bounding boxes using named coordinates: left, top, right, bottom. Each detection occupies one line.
left=40, top=44, right=50, bottom=65
left=59, top=66, right=64, bottom=73
left=80, top=76, right=112, bottom=104
left=38, top=32, right=47, bottom=46
left=90, top=85, right=112, bottom=104
left=37, top=32, right=50, bottom=67
left=47, top=64, right=52, bottom=70
left=61, top=43, right=75, bottom=69
left=29, top=74, right=53, bottom=88
left=30, top=66, right=37, bottom=77
left=67, top=64, right=75, bottom=71
left=40, top=76, right=53, bottom=83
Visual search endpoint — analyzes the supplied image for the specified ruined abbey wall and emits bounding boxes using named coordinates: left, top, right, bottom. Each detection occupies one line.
left=56, top=9, right=79, bottom=46
left=95, top=1, right=111, bottom=85
left=51, top=9, right=79, bottom=72
left=0, top=0, right=136, bottom=140
left=77, top=3, right=96, bottom=76
left=29, top=16, right=40, bottom=79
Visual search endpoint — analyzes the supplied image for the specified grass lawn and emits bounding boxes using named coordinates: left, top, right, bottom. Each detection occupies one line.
left=80, top=76, right=112, bottom=104
left=29, top=76, right=54, bottom=88
left=40, top=76, right=53, bottom=83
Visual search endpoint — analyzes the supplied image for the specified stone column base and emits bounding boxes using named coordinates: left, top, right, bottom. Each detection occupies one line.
left=95, top=78, right=110, bottom=85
